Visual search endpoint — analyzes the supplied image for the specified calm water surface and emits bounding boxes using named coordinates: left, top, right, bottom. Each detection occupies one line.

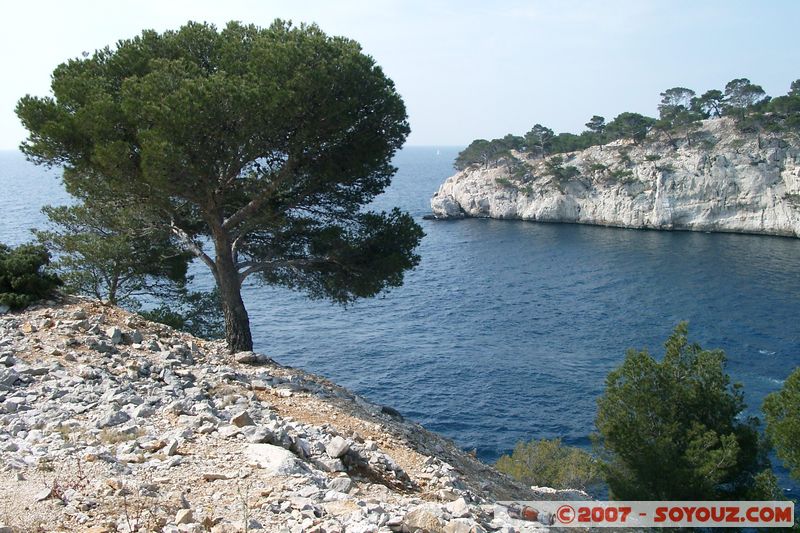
left=2, top=148, right=799, bottom=493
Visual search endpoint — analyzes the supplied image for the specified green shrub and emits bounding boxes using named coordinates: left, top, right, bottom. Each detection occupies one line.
left=495, top=177, right=515, bottom=188
left=656, top=163, right=676, bottom=173
left=496, top=438, right=601, bottom=490
left=763, top=367, right=800, bottom=481
left=0, top=242, right=61, bottom=310
left=595, top=323, right=775, bottom=500
left=644, top=154, right=662, bottom=161
left=608, top=169, right=635, bottom=182
left=545, top=157, right=581, bottom=182
left=587, top=163, right=608, bottom=172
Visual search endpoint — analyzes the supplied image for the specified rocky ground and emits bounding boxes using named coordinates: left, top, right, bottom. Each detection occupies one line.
left=0, top=296, right=572, bottom=532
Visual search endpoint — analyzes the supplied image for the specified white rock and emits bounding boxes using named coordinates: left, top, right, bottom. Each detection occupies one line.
left=230, top=410, right=255, bottom=427
left=165, top=439, right=179, bottom=456
left=445, top=497, right=470, bottom=518
left=444, top=519, right=486, bottom=533
left=175, top=508, right=193, bottom=524
left=106, top=326, right=123, bottom=345
left=403, top=504, right=446, bottom=533
left=245, top=443, right=305, bottom=475
left=327, top=476, right=352, bottom=493
left=325, top=436, right=350, bottom=458
left=96, top=410, right=130, bottom=428
left=431, top=117, right=800, bottom=238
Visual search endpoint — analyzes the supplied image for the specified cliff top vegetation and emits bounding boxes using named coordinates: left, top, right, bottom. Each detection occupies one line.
left=455, top=78, right=800, bottom=170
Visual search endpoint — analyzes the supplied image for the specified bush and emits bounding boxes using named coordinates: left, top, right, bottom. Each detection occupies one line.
left=496, top=438, right=601, bottom=491
left=0, top=242, right=61, bottom=310
left=595, top=323, right=774, bottom=500
left=608, top=169, right=636, bottom=182
left=763, top=367, right=800, bottom=481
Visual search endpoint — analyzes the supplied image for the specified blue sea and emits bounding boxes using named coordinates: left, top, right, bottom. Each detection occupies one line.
left=2, top=148, right=799, bottom=494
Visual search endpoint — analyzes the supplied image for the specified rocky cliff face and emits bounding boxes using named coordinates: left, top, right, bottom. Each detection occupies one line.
left=0, top=297, right=575, bottom=532
left=432, top=118, right=800, bottom=237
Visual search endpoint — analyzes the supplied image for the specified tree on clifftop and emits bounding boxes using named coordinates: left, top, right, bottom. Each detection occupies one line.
left=16, top=20, right=423, bottom=352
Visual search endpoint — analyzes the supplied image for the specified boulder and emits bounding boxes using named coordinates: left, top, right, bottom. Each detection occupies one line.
left=326, top=476, right=352, bottom=494
left=96, top=410, right=130, bottom=428
left=175, top=509, right=193, bottom=525
left=444, top=519, right=486, bottom=533
left=106, top=327, right=123, bottom=345
left=230, top=410, right=255, bottom=427
left=403, top=504, right=446, bottom=533
left=445, top=497, right=471, bottom=518
left=246, top=443, right=306, bottom=475
left=325, top=436, right=350, bottom=458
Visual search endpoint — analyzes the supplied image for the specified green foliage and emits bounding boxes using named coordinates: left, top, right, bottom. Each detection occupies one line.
left=459, top=77, right=797, bottom=165
left=585, top=115, right=606, bottom=134
left=587, top=162, right=608, bottom=172
left=455, top=135, right=523, bottom=170
left=523, top=124, right=555, bottom=156
left=35, top=196, right=224, bottom=338
left=140, top=288, right=223, bottom=340
left=495, top=177, right=515, bottom=188
left=644, top=154, right=661, bottom=161
left=510, top=163, right=530, bottom=181
left=763, top=367, right=800, bottom=480
left=35, top=199, right=190, bottom=306
left=496, top=438, right=601, bottom=491
left=723, top=78, right=768, bottom=114
left=658, top=87, right=696, bottom=120
left=0, top=243, right=61, bottom=310
left=595, top=323, right=772, bottom=500
left=691, top=89, right=724, bottom=118
left=605, top=112, right=657, bottom=144
left=607, top=169, right=635, bottom=182
left=17, top=20, right=422, bottom=351
left=544, top=156, right=580, bottom=182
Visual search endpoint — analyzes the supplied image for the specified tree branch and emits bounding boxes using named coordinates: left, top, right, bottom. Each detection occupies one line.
left=239, top=258, right=309, bottom=283
left=238, top=256, right=348, bottom=284
left=169, top=221, right=216, bottom=275
left=222, top=162, right=294, bottom=233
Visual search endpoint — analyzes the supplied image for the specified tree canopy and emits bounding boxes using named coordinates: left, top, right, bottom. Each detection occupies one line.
left=35, top=198, right=191, bottom=307
left=454, top=77, right=800, bottom=170
left=594, top=323, right=774, bottom=500
left=17, top=20, right=423, bottom=351
left=763, top=367, right=800, bottom=481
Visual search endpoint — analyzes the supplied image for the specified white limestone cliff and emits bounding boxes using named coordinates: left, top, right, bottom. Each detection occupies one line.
left=431, top=118, right=800, bottom=237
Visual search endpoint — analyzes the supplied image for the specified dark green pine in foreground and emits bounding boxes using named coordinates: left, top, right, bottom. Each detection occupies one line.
left=16, top=20, right=423, bottom=352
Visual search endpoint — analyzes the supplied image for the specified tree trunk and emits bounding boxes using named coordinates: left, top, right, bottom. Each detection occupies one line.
left=212, top=231, right=253, bottom=353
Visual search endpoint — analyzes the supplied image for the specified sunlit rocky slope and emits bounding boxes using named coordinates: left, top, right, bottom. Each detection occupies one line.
left=0, top=296, right=583, bottom=532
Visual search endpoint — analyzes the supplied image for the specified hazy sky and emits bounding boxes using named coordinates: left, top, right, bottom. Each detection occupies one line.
left=1, top=0, right=798, bottom=149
